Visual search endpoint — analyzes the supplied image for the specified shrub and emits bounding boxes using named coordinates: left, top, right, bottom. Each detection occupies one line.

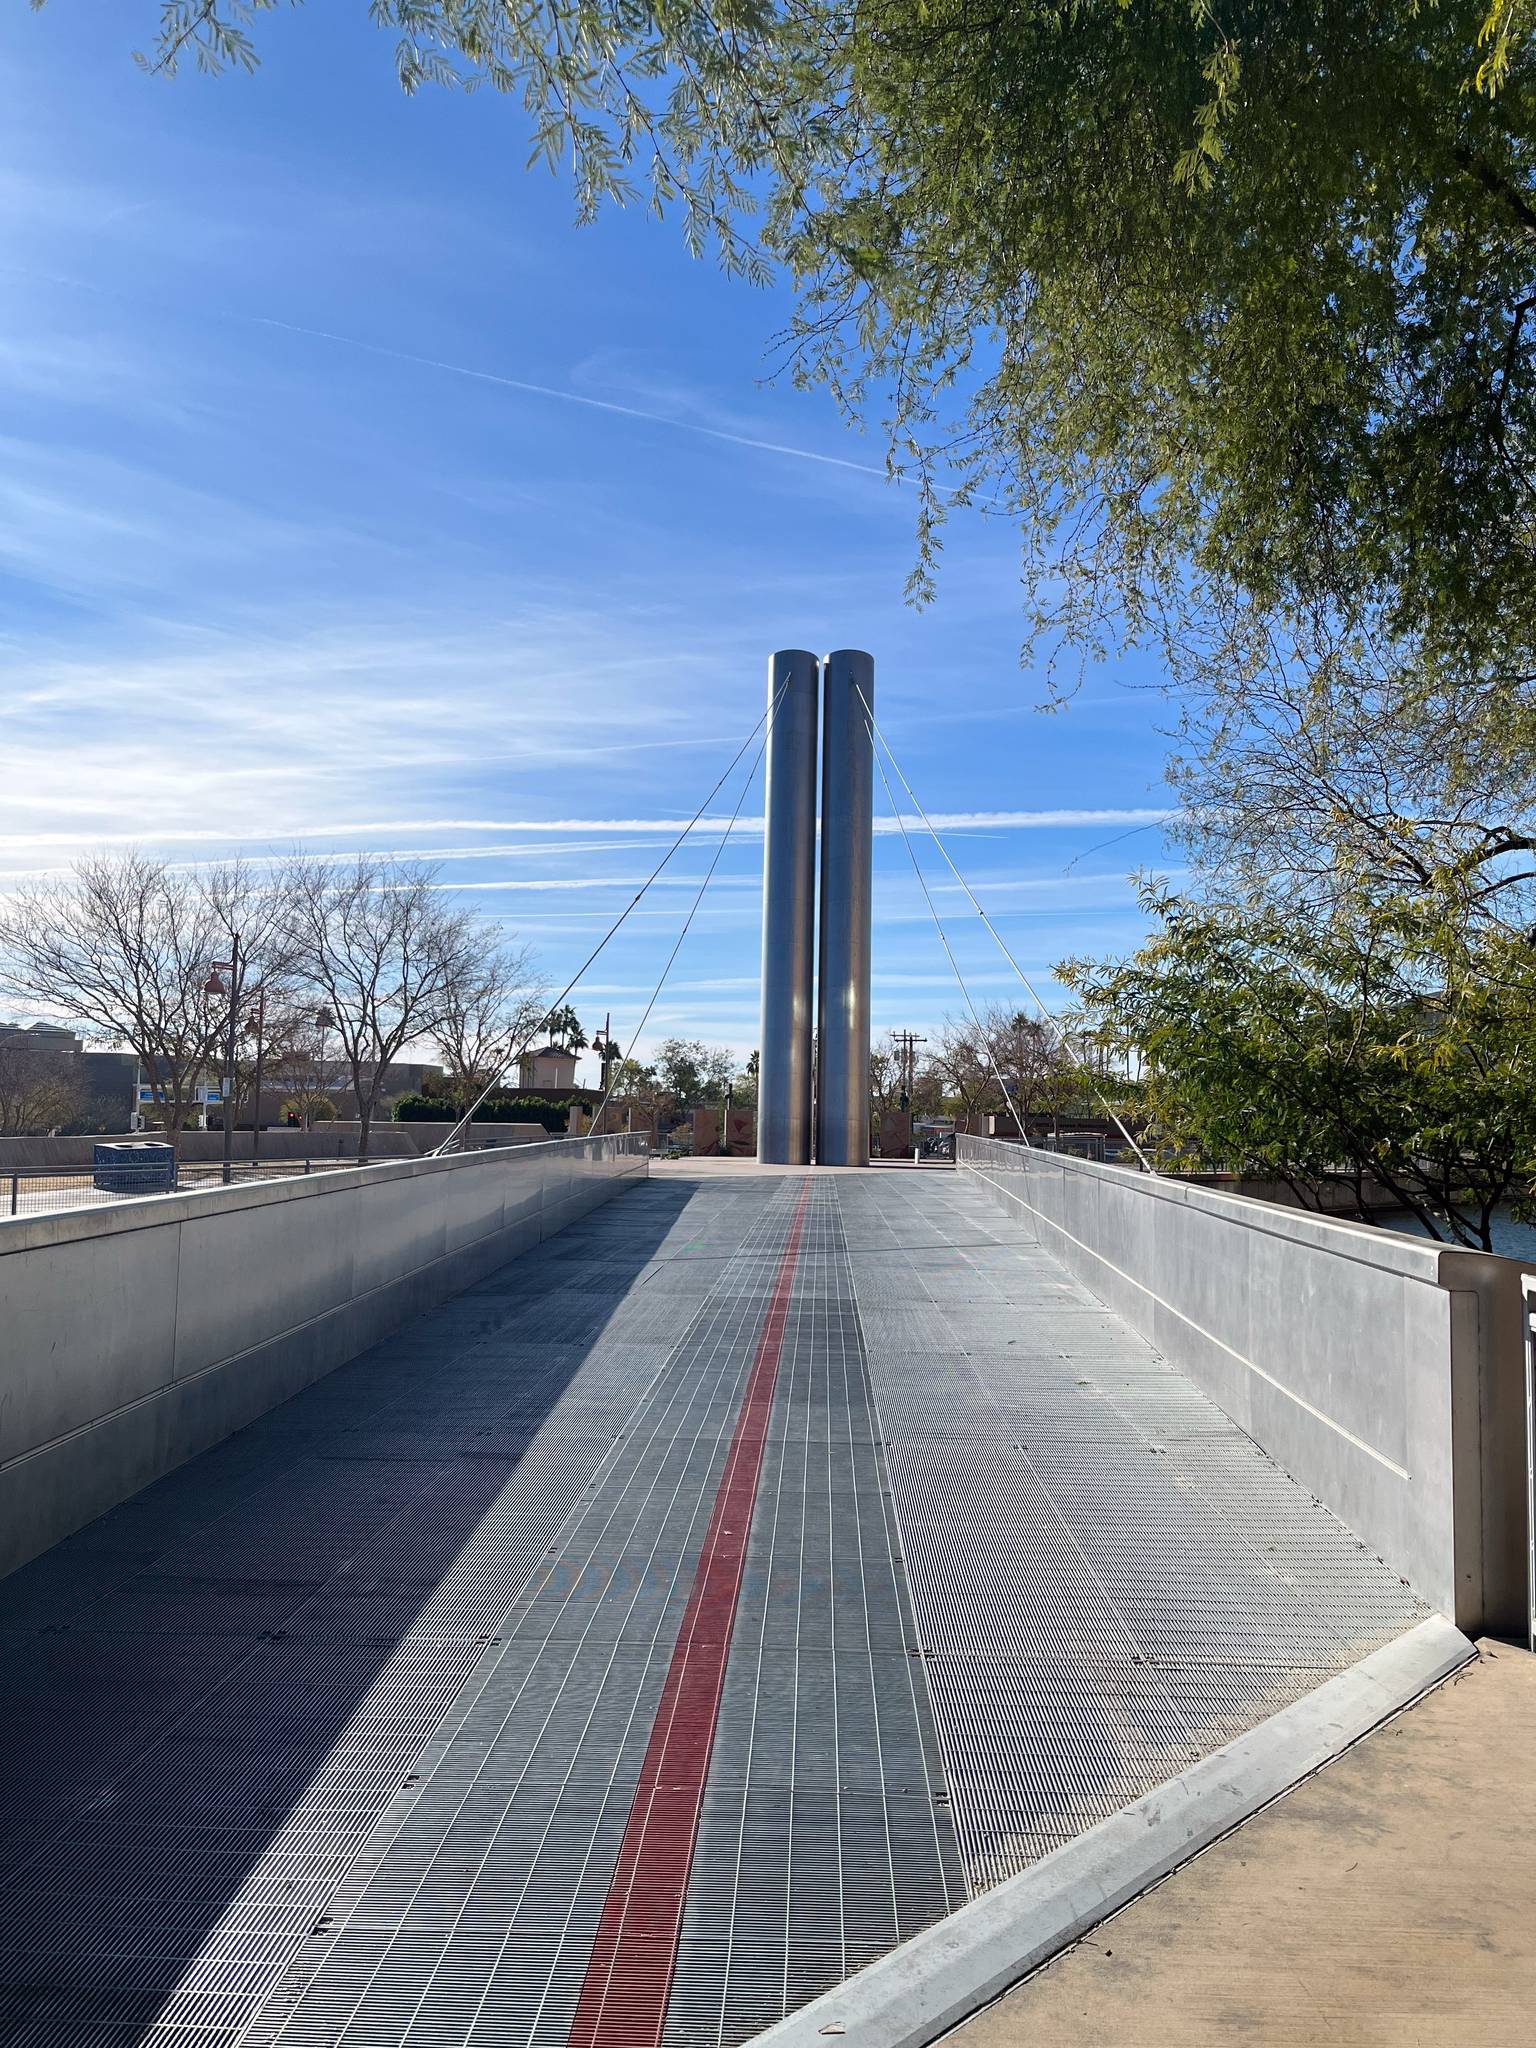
left=393, top=1092, right=576, bottom=1131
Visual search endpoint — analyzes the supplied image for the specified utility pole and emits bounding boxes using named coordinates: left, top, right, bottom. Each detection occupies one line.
left=891, top=1029, right=926, bottom=1111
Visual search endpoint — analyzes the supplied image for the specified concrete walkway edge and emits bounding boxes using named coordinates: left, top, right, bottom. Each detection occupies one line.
left=744, top=1616, right=1476, bottom=2048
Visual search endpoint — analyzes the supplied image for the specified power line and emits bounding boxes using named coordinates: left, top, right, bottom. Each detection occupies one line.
left=856, top=684, right=1156, bottom=1175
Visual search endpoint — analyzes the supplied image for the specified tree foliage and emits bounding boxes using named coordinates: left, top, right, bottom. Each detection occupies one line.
left=780, top=2, right=1536, bottom=681
left=608, top=1055, right=663, bottom=1114
left=728, top=1047, right=760, bottom=1112
left=652, top=1035, right=734, bottom=1107
left=538, top=1003, right=589, bottom=1054
left=394, top=1089, right=574, bottom=1130
left=1062, top=890, right=1536, bottom=1249
left=113, top=4, right=1536, bottom=681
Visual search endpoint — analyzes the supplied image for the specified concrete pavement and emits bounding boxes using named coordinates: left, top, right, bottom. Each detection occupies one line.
left=953, top=1639, right=1536, bottom=2048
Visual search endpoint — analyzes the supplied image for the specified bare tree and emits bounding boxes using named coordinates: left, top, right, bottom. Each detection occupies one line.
left=868, top=1031, right=944, bottom=1121
left=984, top=1008, right=1076, bottom=1130
left=430, top=941, right=543, bottom=1109
left=0, top=1041, right=86, bottom=1135
left=868, top=1034, right=902, bottom=1118
left=926, top=1017, right=994, bottom=1126
left=0, top=855, right=285, bottom=1151
left=256, top=1003, right=336, bottom=1130
left=1172, top=631, right=1536, bottom=938
left=279, top=857, right=480, bottom=1162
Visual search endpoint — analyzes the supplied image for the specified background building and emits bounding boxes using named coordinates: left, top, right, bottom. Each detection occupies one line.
left=0, top=1021, right=139, bottom=1133
left=517, top=1045, right=580, bottom=1091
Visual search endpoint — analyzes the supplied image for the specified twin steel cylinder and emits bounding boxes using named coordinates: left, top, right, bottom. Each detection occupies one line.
left=757, top=649, right=874, bottom=1166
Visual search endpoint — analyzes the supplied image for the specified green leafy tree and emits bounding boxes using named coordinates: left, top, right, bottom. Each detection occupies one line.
left=1062, top=890, right=1536, bottom=1250
left=653, top=1036, right=734, bottom=1108
left=608, top=1056, right=664, bottom=1121
left=776, top=3, right=1536, bottom=687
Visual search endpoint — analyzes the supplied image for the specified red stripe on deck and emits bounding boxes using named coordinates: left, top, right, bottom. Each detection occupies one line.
left=568, top=1179, right=813, bottom=2048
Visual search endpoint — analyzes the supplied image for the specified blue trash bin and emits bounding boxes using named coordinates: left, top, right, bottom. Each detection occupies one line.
left=92, top=1141, right=177, bottom=1196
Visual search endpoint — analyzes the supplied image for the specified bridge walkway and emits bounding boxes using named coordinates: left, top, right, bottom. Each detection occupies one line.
left=0, top=1167, right=1425, bottom=2048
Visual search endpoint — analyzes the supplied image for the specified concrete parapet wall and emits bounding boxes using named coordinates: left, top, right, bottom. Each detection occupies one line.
left=958, top=1137, right=1530, bottom=1635
left=0, top=1135, right=648, bottom=1580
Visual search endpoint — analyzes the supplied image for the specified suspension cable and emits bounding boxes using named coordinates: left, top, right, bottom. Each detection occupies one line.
left=585, top=727, right=769, bottom=1136
left=864, top=717, right=1033, bottom=1147
left=856, top=684, right=1156, bottom=1175
left=431, top=678, right=788, bottom=1156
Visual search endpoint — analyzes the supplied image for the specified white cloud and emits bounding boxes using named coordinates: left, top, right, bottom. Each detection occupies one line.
left=0, top=804, right=1173, bottom=861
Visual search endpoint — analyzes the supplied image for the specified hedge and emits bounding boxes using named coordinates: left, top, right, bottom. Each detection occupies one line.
left=393, top=1092, right=577, bottom=1132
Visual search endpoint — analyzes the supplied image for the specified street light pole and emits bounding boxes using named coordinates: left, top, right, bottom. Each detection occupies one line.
left=313, top=1006, right=335, bottom=1136
left=249, top=986, right=267, bottom=1164
left=208, top=932, right=241, bottom=1186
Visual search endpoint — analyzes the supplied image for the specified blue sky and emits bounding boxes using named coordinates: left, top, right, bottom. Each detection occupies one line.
left=1, top=5, right=1176, bottom=1081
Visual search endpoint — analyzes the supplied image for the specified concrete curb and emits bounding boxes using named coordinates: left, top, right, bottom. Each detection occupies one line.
left=745, top=1616, right=1475, bottom=2048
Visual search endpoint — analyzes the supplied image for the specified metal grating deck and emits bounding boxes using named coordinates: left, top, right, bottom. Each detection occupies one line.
left=0, top=1167, right=1427, bottom=2046
left=837, top=1172, right=1428, bottom=1887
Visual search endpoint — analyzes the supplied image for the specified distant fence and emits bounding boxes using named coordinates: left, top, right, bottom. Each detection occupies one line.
left=3, top=1128, right=558, bottom=1220
left=0, top=1121, right=550, bottom=1174
left=4, top=1157, right=363, bottom=1220
left=958, top=1135, right=1530, bottom=1637
left=0, top=1133, right=649, bottom=1580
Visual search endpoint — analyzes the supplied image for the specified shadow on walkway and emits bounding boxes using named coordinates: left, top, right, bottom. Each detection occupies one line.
left=0, top=1176, right=696, bottom=2046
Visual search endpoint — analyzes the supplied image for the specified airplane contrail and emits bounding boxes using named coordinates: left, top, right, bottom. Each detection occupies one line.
left=255, top=316, right=894, bottom=481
